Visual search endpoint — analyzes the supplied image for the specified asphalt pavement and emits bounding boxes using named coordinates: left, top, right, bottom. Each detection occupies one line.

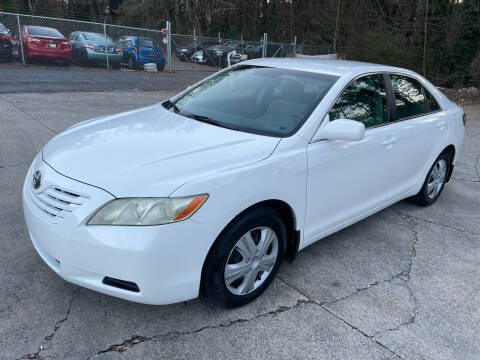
left=0, top=63, right=210, bottom=94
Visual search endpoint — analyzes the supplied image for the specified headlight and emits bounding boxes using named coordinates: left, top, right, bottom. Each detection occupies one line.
left=88, top=195, right=208, bottom=226
left=181, top=48, right=188, bottom=52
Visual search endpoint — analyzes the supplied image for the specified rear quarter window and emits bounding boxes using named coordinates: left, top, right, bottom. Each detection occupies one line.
left=424, top=89, right=441, bottom=112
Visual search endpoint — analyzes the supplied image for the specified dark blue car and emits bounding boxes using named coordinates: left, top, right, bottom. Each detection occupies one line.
left=117, top=36, right=166, bottom=71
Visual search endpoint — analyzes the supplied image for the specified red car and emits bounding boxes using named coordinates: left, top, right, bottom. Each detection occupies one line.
left=0, top=22, right=19, bottom=62
left=22, top=25, right=72, bottom=65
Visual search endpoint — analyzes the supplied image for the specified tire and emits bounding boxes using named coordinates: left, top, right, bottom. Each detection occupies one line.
left=203, top=207, right=286, bottom=308
left=128, top=57, right=135, bottom=70
left=409, top=151, right=451, bottom=206
left=157, top=63, right=165, bottom=71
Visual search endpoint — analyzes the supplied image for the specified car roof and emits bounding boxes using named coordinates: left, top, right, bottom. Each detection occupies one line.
left=244, top=58, right=418, bottom=78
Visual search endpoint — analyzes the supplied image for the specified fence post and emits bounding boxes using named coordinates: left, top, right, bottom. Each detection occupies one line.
left=16, top=14, right=25, bottom=65
left=218, top=32, right=221, bottom=70
left=166, top=21, right=172, bottom=72
left=103, top=23, right=110, bottom=70
left=194, top=29, right=196, bottom=53
left=293, top=36, right=296, bottom=56
left=262, top=33, right=267, bottom=58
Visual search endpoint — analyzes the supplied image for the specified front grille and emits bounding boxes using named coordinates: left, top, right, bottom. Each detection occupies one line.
left=27, top=179, right=88, bottom=223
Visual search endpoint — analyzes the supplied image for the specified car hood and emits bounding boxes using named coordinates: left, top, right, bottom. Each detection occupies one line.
left=42, top=103, right=280, bottom=197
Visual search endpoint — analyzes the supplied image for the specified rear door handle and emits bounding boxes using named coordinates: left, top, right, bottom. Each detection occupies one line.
left=382, top=137, right=397, bottom=147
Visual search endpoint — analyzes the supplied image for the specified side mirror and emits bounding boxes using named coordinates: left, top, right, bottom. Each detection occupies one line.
left=315, top=118, right=365, bottom=141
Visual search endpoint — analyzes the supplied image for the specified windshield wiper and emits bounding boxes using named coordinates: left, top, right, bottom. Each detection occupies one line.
left=163, top=100, right=181, bottom=113
left=184, top=114, right=241, bottom=132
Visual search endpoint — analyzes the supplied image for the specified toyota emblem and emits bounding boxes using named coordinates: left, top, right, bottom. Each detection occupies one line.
left=32, top=170, right=42, bottom=190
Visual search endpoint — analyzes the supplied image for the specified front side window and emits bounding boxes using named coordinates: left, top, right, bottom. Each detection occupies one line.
left=168, top=65, right=339, bottom=137
left=329, top=74, right=388, bottom=128
left=390, top=74, right=428, bottom=119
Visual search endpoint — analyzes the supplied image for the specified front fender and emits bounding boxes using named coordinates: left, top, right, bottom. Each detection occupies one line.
left=170, top=135, right=308, bottom=245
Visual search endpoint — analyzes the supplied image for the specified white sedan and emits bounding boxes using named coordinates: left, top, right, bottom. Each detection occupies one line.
left=23, top=59, right=465, bottom=308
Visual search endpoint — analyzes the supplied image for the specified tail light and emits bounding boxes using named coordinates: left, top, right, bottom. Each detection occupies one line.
left=160, top=49, right=165, bottom=55
left=84, top=43, right=96, bottom=50
left=115, top=47, right=122, bottom=52
left=133, top=46, right=138, bottom=53
left=462, top=113, right=466, bottom=126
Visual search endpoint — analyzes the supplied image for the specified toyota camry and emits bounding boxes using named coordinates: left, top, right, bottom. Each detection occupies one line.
left=23, top=59, right=465, bottom=308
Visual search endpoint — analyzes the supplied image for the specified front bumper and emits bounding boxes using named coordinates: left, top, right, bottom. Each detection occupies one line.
left=23, top=155, right=218, bottom=305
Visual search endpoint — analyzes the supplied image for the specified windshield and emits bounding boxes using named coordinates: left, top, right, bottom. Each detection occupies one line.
left=27, top=26, right=63, bottom=38
left=168, top=65, right=338, bottom=137
left=139, top=38, right=158, bottom=48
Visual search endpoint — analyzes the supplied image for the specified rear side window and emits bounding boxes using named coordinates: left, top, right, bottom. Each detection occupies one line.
left=329, top=74, right=388, bottom=128
left=27, top=26, right=63, bottom=38
left=390, top=75, right=428, bottom=119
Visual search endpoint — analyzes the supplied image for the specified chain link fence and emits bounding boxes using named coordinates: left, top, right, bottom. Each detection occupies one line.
left=0, top=11, right=347, bottom=77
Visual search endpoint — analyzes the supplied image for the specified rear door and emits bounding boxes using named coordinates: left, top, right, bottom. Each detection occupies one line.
left=383, top=74, right=447, bottom=193
left=304, top=73, right=399, bottom=244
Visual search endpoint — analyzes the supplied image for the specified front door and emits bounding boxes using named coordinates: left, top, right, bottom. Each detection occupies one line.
left=303, top=73, right=398, bottom=245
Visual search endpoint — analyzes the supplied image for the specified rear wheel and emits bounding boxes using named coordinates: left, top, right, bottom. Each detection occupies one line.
left=409, top=151, right=451, bottom=206
left=128, top=57, right=135, bottom=70
left=203, top=207, right=286, bottom=308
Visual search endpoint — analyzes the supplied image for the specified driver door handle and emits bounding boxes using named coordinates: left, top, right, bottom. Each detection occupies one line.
left=382, top=137, right=397, bottom=147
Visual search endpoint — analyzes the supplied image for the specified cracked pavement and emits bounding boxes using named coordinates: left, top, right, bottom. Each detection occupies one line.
left=0, top=90, right=479, bottom=360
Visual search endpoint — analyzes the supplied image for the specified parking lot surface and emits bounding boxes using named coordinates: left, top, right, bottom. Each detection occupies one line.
left=0, top=63, right=211, bottom=94
left=0, top=90, right=479, bottom=360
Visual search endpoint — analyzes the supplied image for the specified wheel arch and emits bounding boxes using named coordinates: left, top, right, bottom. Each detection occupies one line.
left=200, top=199, right=300, bottom=293
left=442, top=144, right=456, bottom=182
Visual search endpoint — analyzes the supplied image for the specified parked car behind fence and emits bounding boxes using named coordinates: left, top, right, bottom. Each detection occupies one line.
left=69, top=32, right=122, bottom=68
left=118, top=36, right=166, bottom=71
left=175, top=40, right=218, bottom=62
left=22, top=25, right=72, bottom=65
left=0, top=22, right=19, bottom=62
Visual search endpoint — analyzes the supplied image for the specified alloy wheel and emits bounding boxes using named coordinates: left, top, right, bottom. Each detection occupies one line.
left=427, top=158, right=447, bottom=199
left=224, top=227, right=279, bottom=295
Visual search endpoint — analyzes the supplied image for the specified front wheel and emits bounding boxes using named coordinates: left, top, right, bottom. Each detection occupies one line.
left=203, top=207, right=286, bottom=308
left=409, top=151, right=451, bottom=206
